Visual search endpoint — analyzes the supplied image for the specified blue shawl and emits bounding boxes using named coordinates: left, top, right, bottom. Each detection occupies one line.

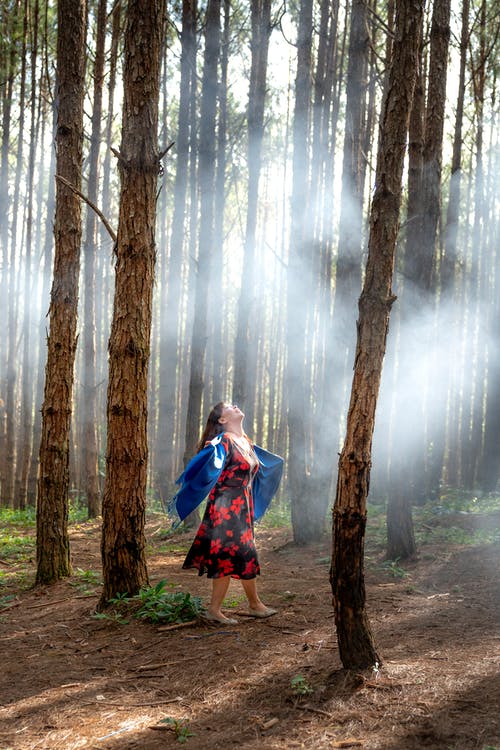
left=169, top=433, right=284, bottom=526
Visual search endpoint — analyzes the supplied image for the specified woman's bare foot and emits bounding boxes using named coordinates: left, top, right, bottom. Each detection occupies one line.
left=203, top=608, right=238, bottom=625
left=247, top=605, right=277, bottom=618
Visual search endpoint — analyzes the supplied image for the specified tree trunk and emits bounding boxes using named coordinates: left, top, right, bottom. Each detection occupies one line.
left=233, top=0, right=271, bottom=423
left=36, top=0, right=87, bottom=584
left=0, top=0, right=21, bottom=507
left=385, top=27, right=424, bottom=560
left=96, top=0, right=121, bottom=434
left=100, top=0, right=165, bottom=604
left=330, top=0, right=423, bottom=670
left=287, top=0, right=314, bottom=544
left=17, top=0, right=40, bottom=510
left=81, top=0, right=106, bottom=519
left=463, top=0, right=487, bottom=489
left=183, top=0, right=221, bottom=466
left=209, top=0, right=230, bottom=410
left=314, top=0, right=368, bottom=530
left=157, top=0, right=197, bottom=502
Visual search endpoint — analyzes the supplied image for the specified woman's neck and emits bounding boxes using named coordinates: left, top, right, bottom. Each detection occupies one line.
left=225, top=425, right=245, bottom=438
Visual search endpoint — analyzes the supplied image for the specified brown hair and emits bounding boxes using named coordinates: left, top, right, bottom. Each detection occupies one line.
left=197, top=401, right=226, bottom=452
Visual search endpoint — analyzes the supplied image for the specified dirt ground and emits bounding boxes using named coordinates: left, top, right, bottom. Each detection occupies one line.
left=0, top=513, right=499, bottom=750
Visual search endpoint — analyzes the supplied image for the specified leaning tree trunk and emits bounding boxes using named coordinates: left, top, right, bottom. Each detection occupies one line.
left=330, top=0, right=424, bottom=670
left=36, top=0, right=87, bottom=584
left=100, top=0, right=165, bottom=605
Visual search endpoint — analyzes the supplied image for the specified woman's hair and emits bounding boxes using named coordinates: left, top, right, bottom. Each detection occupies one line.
left=197, top=401, right=225, bottom=452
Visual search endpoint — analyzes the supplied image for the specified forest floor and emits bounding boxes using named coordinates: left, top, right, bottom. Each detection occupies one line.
left=0, top=504, right=499, bottom=750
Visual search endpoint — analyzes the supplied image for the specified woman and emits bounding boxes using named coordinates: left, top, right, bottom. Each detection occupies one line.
left=171, top=402, right=284, bottom=625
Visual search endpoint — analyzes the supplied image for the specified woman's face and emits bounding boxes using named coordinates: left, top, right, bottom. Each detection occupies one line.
left=219, top=403, right=244, bottom=424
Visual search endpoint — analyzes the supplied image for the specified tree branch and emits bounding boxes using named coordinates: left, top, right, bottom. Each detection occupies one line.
left=55, top=174, right=117, bottom=243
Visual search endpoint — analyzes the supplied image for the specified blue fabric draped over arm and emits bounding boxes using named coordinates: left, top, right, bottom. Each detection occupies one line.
left=168, top=435, right=283, bottom=527
left=253, top=445, right=284, bottom=521
left=169, top=435, right=227, bottom=524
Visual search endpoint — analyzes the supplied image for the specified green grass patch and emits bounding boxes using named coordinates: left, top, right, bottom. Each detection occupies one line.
left=0, top=507, right=37, bottom=527
left=70, top=568, right=102, bottom=593
left=0, top=594, right=17, bottom=608
left=378, top=559, right=410, bottom=579
left=222, top=594, right=245, bottom=609
left=415, top=524, right=500, bottom=546
left=432, top=488, right=500, bottom=514
left=0, top=533, right=35, bottom=562
left=365, top=489, right=500, bottom=552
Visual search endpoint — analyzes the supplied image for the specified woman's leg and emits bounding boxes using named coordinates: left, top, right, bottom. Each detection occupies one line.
left=207, top=575, right=232, bottom=621
left=239, top=577, right=275, bottom=614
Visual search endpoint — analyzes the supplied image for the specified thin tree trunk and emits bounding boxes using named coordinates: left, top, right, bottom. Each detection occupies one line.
left=96, top=0, right=121, bottom=437
left=209, top=0, right=230, bottom=408
left=478, top=127, right=500, bottom=491
left=233, top=0, right=272, bottom=425
left=330, top=0, right=423, bottom=670
left=17, top=0, right=40, bottom=510
left=314, top=0, right=367, bottom=529
left=100, top=0, right=165, bottom=604
left=33, top=97, right=57, bottom=512
left=36, top=0, right=87, bottom=584
left=157, top=0, right=197, bottom=501
left=0, top=0, right=22, bottom=507
left=82, top=0, right=106, bottom=519
left=463, top=0, right=487, bottom=489
left=183, top=0, right=221, bottom=465
left=385, top=26, right=424, bottom=560
left=287, top=0, right=313, bottom=544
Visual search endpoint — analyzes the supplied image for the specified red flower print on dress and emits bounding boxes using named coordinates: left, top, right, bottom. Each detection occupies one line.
left=240, top=528, right=253, bottom=545
left=182, top=434, right=263, bottom=580
left=242, top=558, right=257, bottom=577
left=210, top=538, right=222, bottom=555
left=209, top=505, right=223, bottom=527
left=218, top=558, right=234, bottom=576
left=220, top=506, right=231, bottom=522
left=230, top=496, right=245, bottom=513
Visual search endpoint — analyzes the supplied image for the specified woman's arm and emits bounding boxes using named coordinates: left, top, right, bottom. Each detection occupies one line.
left=169, top=435, right=228, bottom=523
left=252, top=446, right=284, bottom=521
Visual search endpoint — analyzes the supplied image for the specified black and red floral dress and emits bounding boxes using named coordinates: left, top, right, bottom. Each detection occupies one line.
left=182, top=434, right=261, bottom=579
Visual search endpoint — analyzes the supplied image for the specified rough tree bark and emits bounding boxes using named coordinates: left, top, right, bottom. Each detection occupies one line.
left=36, top=0, right=87, bottom=584
left=100, top=0, right=165, bottom=604
left=330, top=0, right=424, bottom=670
